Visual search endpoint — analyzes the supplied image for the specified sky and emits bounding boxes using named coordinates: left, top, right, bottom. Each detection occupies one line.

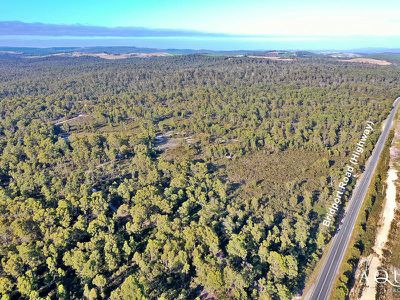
left=1, top=0, right=400, bottom=50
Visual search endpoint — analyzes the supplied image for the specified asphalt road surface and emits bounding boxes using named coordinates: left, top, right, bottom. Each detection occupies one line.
left=308, top=97, right=400, bottom=300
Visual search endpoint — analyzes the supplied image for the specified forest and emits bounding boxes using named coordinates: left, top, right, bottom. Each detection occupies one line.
left=0, top=54, right=399, bottom=300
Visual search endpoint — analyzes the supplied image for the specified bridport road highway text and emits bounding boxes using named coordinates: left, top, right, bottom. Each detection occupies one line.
left=322, top=121, right=375, bottom=228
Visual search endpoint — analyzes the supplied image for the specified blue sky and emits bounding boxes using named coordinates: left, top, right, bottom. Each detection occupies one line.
left=1, top=0, right=400, bottom=49
left=2, top=0, right=400, bottom=36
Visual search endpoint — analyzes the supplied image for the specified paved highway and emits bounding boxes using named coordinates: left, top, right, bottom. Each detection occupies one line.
left=308, top=97, right=400, bottom=300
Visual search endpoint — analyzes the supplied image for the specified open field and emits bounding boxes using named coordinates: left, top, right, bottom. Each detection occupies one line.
left=340, top=58, right=392, bottom=66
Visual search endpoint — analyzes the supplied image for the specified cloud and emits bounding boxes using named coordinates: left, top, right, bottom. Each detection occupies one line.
left=0, top=21, right=228, bottom=37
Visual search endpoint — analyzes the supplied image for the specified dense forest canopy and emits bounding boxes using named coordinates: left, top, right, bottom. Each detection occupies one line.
left=0, top=54, right=399, bottom=299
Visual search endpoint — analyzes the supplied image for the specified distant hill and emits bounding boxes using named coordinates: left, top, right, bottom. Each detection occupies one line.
left=1, top=46, right=399, bottom=64
left=0, top=46, right=321, bottom=58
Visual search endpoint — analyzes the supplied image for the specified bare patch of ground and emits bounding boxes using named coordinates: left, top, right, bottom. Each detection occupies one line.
left=340, top=58, right=392, bottom=66
left=154, top=131, right=195, bottom=151
left=373, top=168, right=398, bottom=257
left=54, top=113, right=89, bottom=125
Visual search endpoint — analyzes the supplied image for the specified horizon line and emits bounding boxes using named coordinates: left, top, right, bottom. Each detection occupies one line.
left=2, top=21, right=400, bottom=39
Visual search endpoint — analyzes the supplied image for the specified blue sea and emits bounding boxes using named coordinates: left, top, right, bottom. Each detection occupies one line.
left=1, top=35, right=400, bottom=51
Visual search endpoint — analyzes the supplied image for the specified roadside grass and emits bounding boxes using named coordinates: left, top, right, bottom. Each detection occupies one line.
left=300, top=237, right=335, bottom=299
